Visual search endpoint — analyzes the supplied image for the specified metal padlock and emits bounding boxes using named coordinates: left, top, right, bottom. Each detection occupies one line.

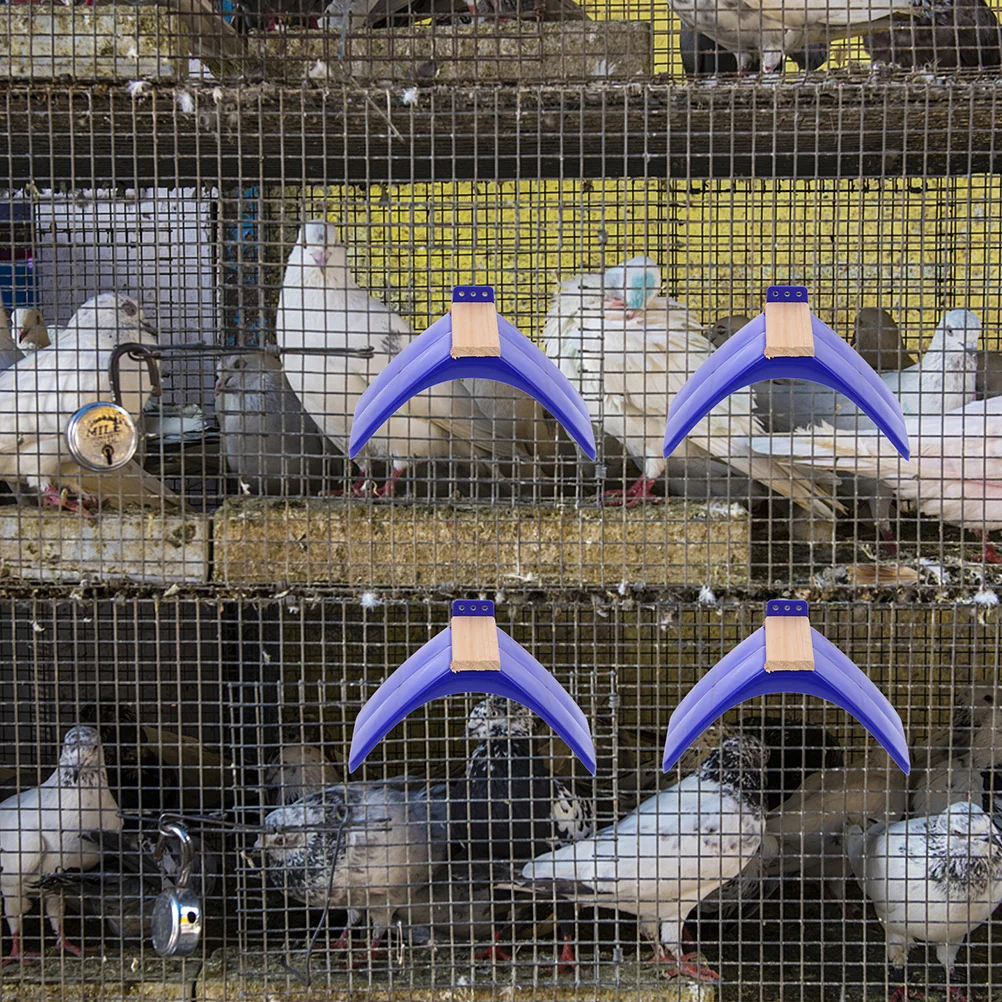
left=65, top=401, right=139, bottom=472
left=151, top=820, right=203, bottom=958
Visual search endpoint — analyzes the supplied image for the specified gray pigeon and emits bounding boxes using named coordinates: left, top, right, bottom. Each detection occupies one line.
left=511, top=735, right=769, bottom=981
left=255, top=779, right=449, bottom=956
left=0, top=727, right=122, bottom=965
left=975, top=350, right=1002, bottom=401
left=215, top=351, right=341, bottom=497
left=33, top=827, right=219, bottom=940
left=846, top=803, right=1002, bottom=986
left=865, top=0, right=1002, bottom=68
left=910, top=687, right=1002, bottom=822
left=704, top=314, right=753, bottom=349
left=851, top=308, right=916, bottom=372
left=262, top=745, right=340, bottom=806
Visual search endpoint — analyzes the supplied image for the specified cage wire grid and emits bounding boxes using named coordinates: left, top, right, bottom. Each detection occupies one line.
left=2, top=0, right=1002, bottom=999
left=0, top=596, right=998, bottom=1001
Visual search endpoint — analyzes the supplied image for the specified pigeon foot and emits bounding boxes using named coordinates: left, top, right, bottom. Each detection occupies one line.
left=41, top=485, right=99, bottom=516
left=1, top=934, right=41, bottom=967
left=474, top=932, right=512, bottom=962
left=649, top=946, right=720, bottom=982
left=601, top=477, right=663, bottom=508
left=556, top=933, right=576, bottom=972
left=55, top=935, right=93, bottom=957
left=887, top=986, right=967, bottom=1002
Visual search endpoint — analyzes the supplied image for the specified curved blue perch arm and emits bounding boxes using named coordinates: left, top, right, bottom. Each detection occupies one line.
left=349, top=599, right=597, bottom=775
left=663, top=286, right=911, bottom=461
left=349, top=285, right=597, bottom=460
left=662, top=600, right=910, bottom=775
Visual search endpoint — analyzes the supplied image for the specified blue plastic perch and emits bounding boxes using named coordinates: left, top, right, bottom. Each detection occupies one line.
left=349, top=286, right=597, bottom=461
left=663, top=286, right=911, bottom=461
left=349, top=600, right=597, bottom=775
left=662, top=600, right=910, bottom=775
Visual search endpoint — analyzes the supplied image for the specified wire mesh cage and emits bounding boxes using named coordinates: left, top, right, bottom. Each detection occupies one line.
left=0, top=596, right=998, bottom=1002
left=2, top=0, right=1002, bottom=998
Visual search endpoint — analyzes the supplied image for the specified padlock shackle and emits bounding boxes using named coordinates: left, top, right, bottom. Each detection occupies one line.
left=156, top=817, right=195, bottom=890
left=108, top=342, right=164, bottom=408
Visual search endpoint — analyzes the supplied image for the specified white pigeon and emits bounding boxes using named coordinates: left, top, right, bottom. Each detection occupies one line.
left=845, top=802, right=1002, bottom=984
left=884, top=309, right=981, bottom=417
left=749, top=394, right=1002, bottom=561
left=0, top=305, right=22, bottom=373
left=668, top=0, right=951, bottom=73
left=763, top=309, right=982, bottom=435
left=541, top=256, right=834, bottom=514
left=0, top=294, right=160, bottom=512
left=515, top=735, right=769, bottom=982
left=275, top=221, right=525, bottom=497
left=0, top=726, right=121, bottom=964
left=764, top=745, right=909, bottom=900
left=11, top=308, right=50, bottom=353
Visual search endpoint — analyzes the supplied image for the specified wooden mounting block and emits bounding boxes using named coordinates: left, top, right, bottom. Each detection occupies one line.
left=450, top=614, right=502, bottom=672
left=764, top=300, right=815, bottom=359
left=451, top=300, right=502, bottom=358
left=764, top=615, right=815, bottom=673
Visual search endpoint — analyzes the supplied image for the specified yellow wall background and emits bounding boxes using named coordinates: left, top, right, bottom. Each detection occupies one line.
left=304, top=10, right=1002, bottom=353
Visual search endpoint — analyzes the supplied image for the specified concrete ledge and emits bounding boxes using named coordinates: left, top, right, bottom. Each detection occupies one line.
left=0, top=953, right=198, bottom=1002
left=197, top=948, right=711, bottom=1001
left=252, top=21, right=651, bottom=83
left=0, top=508, right=209, bottom=586
left=211, top=498, right=751, bottom=589
left=0, top=7, right=182, bottom=82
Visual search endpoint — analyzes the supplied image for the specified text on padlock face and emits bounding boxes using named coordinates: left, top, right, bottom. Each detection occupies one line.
left=65, top=402, right=139, bottom=472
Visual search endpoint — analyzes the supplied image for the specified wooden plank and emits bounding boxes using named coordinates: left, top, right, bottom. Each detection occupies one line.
left=764, top=301, right=815, bottom=359
left=764, top=615, right=815, bottom=673
left=450, top=301, right=501, bottom=358
left=450, top=615, right=502, bottom=672
left=0, top=81, right=999, bottom=186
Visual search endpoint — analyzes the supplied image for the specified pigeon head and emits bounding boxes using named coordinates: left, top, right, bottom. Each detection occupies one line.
left=256, top=803, right=313, bottom=854
left=299, top=220, right=344, bottom=271
left=68, top=294, right=153, bottom=341
left=602, top=256, right=661, bottom=312
left=465, top=696, right=536, bottom=740
left=58, top=726, right=105, bottom=777
left=12, top=307, right=47, bottom=350
left=935, top=802, right=1002, bottom=857
left=706, top=314, right=752, bottom=350
left=937, top=309, right=982, bottom=353
left=215, top=351, right=283, bottom=396
left=698, top=735, right=770, bottom=795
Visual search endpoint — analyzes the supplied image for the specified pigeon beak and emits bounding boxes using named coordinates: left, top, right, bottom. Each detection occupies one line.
left=311, top=250, right=330, bottom=269
left=213, top=375, right=228, bottom=397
